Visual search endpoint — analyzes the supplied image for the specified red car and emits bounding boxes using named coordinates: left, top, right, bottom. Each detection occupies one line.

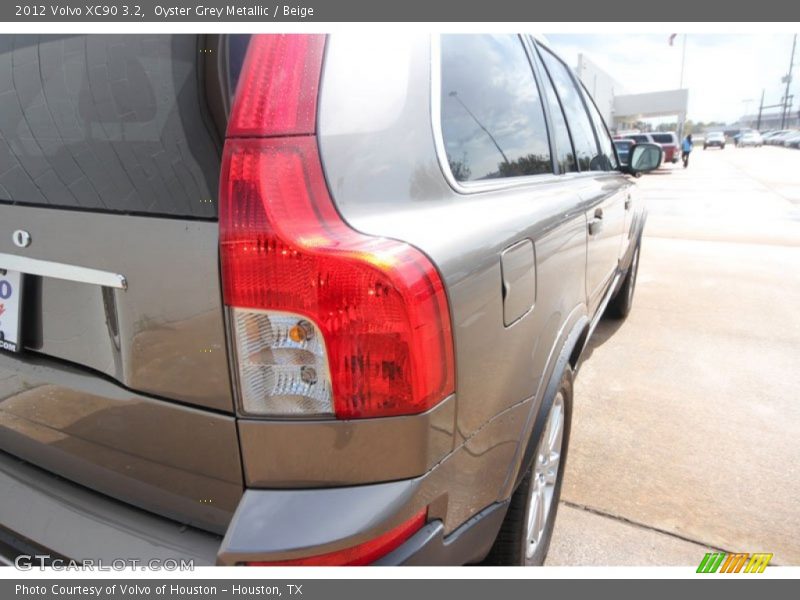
left=619, top=133, right=679, bottom=164
left=649, top=132, right=680, bottom=164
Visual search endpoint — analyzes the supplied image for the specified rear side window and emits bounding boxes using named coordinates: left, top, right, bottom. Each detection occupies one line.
left=650, top=133, right=675, bottom=144
left=0, top=35, right=226, bottom=218
left=580, top=85, right=618, bottom=171
left=440, top=35, right=552, bottom=183
left=539, top=47, right=600, bottom=171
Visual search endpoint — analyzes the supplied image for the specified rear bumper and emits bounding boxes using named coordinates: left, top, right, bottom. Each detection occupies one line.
left=661, top=146, right=678, bottom=161
left=0, top=446, right=509, bottom=567
left=216, top=477, right=507, bottom=566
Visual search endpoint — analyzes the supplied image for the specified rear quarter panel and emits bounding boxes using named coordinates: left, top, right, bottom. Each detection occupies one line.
left=317, top=34, right=589, bottom=526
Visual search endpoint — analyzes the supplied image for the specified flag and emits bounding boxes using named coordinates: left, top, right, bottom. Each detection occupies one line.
left=669, top=34, right=677, bottom=46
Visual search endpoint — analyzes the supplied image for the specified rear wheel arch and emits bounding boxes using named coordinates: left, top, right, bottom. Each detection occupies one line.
left=483, top=311, right=587, bottom=565
left=505, top=312, right=588, bottom=497
left=483, top=351, right=576, bottom=565
left=569, top=323, right=590, bottom=370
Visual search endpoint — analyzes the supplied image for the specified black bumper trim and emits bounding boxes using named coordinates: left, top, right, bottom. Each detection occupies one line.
left=376, top=501, right=509, bottom=565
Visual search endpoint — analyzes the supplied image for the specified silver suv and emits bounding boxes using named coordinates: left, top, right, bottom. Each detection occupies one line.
left=0, top=33, right=659, bottom=566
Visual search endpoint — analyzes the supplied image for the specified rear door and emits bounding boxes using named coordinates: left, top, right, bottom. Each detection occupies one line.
left=536, top=44, right=628, bottom=315
left=579, top=82, right=635, bottom=263
left=0, top=35, right=243, bottom=532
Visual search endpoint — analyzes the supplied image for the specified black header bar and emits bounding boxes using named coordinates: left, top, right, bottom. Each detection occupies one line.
left=2, top=0, right=799, bottom=22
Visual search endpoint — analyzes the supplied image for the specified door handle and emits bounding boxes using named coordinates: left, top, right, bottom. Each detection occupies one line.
left=588, top=218, right=603, bottom=235
left=588, top=209, right=604, bottom=235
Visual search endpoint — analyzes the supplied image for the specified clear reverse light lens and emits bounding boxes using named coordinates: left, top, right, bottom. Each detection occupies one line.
left=232, top=308, right=333, bottom=416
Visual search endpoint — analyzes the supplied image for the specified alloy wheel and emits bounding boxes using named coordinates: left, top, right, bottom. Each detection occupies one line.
left=524, top=392, right=565, bottom=562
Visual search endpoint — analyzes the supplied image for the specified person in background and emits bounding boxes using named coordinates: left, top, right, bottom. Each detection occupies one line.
left=681, top=134, right=693, bottom=168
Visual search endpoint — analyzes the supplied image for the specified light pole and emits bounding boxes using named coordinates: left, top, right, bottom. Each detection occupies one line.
left=781, top=34, right=796, bottom=130
left=677, top=34, right=688, bottom=140
left=679, top=34, right=687, bottom=90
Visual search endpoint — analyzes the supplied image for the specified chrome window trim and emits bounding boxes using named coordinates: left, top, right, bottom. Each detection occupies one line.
left=430, top=34, right=607, bottom=196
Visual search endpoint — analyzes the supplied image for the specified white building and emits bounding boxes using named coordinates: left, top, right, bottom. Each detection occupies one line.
left=575, top=53, right=689, bottom=134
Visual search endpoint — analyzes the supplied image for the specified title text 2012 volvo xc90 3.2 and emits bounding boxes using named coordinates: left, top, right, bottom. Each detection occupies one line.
left=0, top=33, right=660, bottom=566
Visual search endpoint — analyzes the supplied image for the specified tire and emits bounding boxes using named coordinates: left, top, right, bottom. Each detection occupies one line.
left=721, top=144, right=725, bottom=149
left=607, top=243, right=641, bottom=319
left=704, top=145, right=708, bottom=150
left=482, top=366, right=573, bottom=566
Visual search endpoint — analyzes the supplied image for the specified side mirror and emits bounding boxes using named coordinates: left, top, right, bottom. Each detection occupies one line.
left=623, top=143, right=663, bottom=176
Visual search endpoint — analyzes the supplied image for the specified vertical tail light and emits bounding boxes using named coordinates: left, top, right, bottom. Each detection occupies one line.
left=220, top=35, right=455, bottom=419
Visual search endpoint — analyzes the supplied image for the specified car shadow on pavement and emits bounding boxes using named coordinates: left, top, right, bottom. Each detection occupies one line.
left=578, top=316, right=625, bottom=364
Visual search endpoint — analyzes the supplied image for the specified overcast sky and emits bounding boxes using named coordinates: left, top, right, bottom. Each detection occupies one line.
left=547, top=34, right=798, bottom=124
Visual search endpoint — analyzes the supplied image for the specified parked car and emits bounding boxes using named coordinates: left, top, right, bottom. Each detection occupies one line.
left=783, top=132, right=800, bottom=148
left=0, top=33, right=660, bottom=567
left=621, top=134, right=664, bottom=167
left=614, top=139, right=636, bottom=165
left=778, top=131, right=800, bottom=146
left=704, top=131, right=726, bottom=149
left=765, top=130, right=795, bottom=145
left=649, top=132, right=680, bottom=163
left=737, top=131, right=763, bottom=147
left=762, top=131, right=778, bottom=142
left=623, top=133, right=652, bottom=144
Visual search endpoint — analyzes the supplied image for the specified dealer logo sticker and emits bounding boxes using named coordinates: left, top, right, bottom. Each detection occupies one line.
left=697, top=552, right=773, bottom=573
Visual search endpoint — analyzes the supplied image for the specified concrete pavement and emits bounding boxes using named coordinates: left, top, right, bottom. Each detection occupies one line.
left=546, top=145, right=800, bottom=566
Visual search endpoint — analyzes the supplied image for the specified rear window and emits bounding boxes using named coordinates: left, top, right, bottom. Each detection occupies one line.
left=651, top=133, right=676, bottom=144
left=0, top=35, right=230, bottom=218
left=440, top=34, right=552, bottom=182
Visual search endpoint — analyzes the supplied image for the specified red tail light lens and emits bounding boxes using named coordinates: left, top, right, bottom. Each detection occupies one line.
left=220, top=137, right=454, bottom=418
left=220, top=35, right=455, bottom=419
left=228, top=34, right=325, bottom=137
left=246, top=509, right=427, bottom=566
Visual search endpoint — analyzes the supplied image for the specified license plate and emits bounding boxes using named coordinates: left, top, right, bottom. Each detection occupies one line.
left=0, top=269, right=22, bottom=353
